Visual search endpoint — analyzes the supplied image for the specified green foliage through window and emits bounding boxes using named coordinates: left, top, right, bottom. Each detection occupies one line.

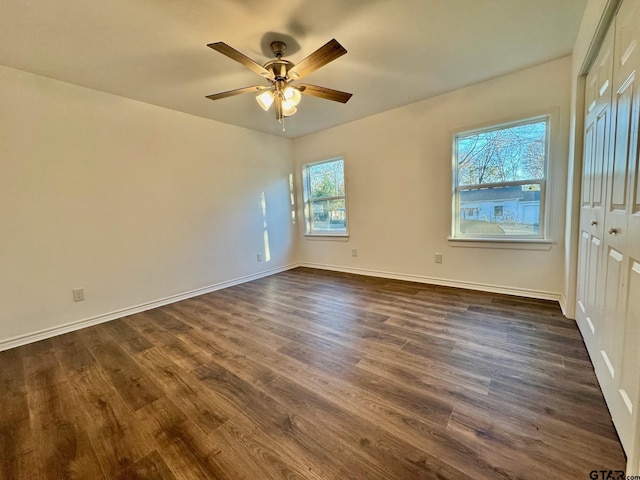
left=309, top=160, right=345, bottom=199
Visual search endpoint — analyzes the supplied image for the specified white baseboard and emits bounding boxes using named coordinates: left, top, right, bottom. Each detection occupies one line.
left=559, top=294, right=575, bottom=319
left=0, top=263, right=300, bottom=352
left=300, top=262, right=562, bottom=302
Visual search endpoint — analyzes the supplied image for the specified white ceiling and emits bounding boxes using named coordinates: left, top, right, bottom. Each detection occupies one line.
left=0, top=0, right=587, bottom=139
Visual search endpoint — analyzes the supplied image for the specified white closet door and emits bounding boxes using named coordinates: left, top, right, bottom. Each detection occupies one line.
left=598, top=0, right=640, bottom=458
left=576, top=26, right=614, bottom=356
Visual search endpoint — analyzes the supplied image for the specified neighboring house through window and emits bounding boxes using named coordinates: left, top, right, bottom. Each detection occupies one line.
left=452, top=116, right=549, bottom=240
left=302, top=157, right=347, bottom=235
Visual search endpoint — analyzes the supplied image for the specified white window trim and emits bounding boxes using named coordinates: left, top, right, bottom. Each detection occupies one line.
left=302, top=157, right=349, bottom=238
left=450, top=114, right=552, bottom=244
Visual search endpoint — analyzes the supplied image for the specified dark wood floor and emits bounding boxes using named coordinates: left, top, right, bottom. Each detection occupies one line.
left=0, top=267, right=626, bottom=479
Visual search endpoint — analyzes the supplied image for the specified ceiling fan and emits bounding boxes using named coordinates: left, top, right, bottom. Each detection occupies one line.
left=206, top=39, right=352, bottom=125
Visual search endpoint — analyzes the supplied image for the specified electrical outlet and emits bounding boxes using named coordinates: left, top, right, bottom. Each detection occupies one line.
left=72, top=288, right=85, bottom=302
left=352, top=249, right=358, bottom=257
left=434, top=253, right=443, bottom=264
left=257, top=253, right=263, bottom=262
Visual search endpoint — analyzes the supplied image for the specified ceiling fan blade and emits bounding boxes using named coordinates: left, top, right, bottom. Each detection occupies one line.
left=207, top=42, right=274, bottom=79
left=206, top=85, right=268, bottom=101
left=297, top=84, right=352, bottom=103
left=287, top=39, right=347, bottom=80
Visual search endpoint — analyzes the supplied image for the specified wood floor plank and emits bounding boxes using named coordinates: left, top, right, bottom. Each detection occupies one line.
left=116, top=450, right=177, bottom=480
left=79, top=325, right=163, bottom=412
left=448, top=399, right=625, bottom=472
left=0, top=391, right=38, bottom=480
left=53, top=330, right=100, bottom=377
left=123, top=315, right=210, bottom=371
left=54, top=332, right=156, bottom=476
left=100, top=318, right=154, bottom=355
left=264, top=373, right=471, bottom=480
left=159, top=304, right=216, bottom=330
left=212, top=415, right=326, bottom=480
left=133, top=347, right=229, bottom=432
left=0, top=348, right=37, bottom=479
left=133, top=396, right=229, bottom=480
left=0, top=267, right=627, bottom=479
left=195, top=361, right=349, bottom=478
left=62, top=366, right=155, bottom=477
left=24, top=348, right=106, bottom=479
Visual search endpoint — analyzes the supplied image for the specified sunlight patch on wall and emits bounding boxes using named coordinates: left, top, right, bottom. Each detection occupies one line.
left=260, top=192, right=271, bottom=262
left=289, top=173, right=296, bottom=224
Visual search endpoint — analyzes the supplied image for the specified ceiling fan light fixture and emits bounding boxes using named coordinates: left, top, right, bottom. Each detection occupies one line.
left=283, top=86, right=302, bottom=107
left=256, top=90, right=274, bottom=111
left=207, top=39, right=351, bottom=128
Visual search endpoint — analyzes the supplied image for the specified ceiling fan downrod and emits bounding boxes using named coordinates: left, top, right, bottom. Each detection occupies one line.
left=269, top=41, right=287, bottom=59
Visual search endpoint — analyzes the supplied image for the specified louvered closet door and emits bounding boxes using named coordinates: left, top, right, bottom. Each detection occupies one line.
left=576, top=26, right=614, bottom=355
left=598, top=0, right=640, bottom=458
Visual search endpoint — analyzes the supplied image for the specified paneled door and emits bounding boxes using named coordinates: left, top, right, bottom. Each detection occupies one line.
left=597, top=0, right=640, bottom=460
left=576, top=26, right=614, bottom=356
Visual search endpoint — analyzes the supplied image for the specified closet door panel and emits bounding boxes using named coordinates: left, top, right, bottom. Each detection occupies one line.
left=576, top=27, right=614, bottom=352
left=593, top=107, right=610, bottom=210
left=602, top=0, right=640, bottom=457
left=616, top=259, right=640, bottom=449
left=610, top=79, right=634, bottom=210
left=599, top=245, right=624, bottom=380
left=618, top=0, right=640, bottom=464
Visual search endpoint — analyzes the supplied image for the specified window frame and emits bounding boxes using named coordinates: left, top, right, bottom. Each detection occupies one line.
left=451, top=115, right=551, bottom=242
left=302, top=157, right=349, bottom=237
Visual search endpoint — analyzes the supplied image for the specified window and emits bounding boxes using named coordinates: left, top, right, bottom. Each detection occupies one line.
left=452, top=116, right=549, bottom=240
left=302, top=158, right=347, bottom=235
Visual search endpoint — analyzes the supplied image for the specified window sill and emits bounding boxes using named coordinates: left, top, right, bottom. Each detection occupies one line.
left=447, top=237, right=553, bottom=250
left=305, top=233, right=349, bottom=241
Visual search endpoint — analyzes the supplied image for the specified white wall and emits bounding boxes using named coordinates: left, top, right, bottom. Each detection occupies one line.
left=293, top=56, right=572, bottom=299
left=0, top=65, right=295, bottom=348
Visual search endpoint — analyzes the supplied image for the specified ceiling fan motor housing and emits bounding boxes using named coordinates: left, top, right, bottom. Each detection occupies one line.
left=264, top=58, right=294, bottom=80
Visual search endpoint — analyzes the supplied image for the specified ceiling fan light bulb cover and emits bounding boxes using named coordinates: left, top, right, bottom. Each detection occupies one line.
left=282, top=100, right=297, bottom=116
left=256, top=91, right=274, bottom=111
left=283, top=86, right=302, bottom=106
